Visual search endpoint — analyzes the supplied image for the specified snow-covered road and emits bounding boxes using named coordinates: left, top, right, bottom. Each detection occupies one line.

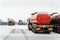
left=0, top=25, right=60, bottom=40
left=0, top=25, right=14, bottom=40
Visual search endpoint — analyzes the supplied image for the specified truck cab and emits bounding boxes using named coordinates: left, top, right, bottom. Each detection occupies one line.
left=8, top=18, right=15, bottom=25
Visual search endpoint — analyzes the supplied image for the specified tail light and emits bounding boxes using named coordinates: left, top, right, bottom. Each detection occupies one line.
left=48, top=27, right=53, bottom=30
left=36, top=28, right=41, bottom=30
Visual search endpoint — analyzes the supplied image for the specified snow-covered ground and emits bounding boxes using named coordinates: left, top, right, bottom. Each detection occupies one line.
left=0, top=25, right=27, bottom=40
left=0, top=25, right=60, bottom=40
left=0, top=25, right=14, bottom=40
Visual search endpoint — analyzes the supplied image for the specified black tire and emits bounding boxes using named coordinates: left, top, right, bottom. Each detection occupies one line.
left=12, top=23, right=15, bottom=25
left=32, top=28, right=37, bottom=33
left=53, top=26, right=60, bottom=33
left=53, top=27, right=57, bottom=33
left=56, top=27, right=60, bottom=34
left=28, top=24, right=32, bottom=30
left=53, top=25, right=58, bottom=33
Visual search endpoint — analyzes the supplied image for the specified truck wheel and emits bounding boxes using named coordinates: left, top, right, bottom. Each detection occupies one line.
left=11, top=23, right=15, bottom=25
left=53, top=26, right=60, bottom=33
left=32, top=28, right=37, bottom=33
left=56, top=28, right=60, bottom=34
left=28, top=24, right=32, bottom=30
left=53, top=27, right=58, bottom=33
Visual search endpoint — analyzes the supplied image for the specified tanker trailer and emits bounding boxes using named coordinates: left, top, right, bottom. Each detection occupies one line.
left=50, top=12, right=60, bottom=33
left=27, top=12, right=54, bottom=33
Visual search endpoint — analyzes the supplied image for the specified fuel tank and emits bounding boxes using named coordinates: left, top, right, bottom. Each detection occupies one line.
left=51, top=13, right=60, bottom=24
left=30, top=12, right=52, bottom=25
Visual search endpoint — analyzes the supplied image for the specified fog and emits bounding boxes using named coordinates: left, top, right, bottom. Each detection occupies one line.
left=0, top=0, right=60, bottom=21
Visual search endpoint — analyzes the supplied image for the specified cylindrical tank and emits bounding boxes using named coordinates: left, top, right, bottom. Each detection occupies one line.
left=51, top=15, right=60, bottom=24
left=30, top=12, right=52, bottom=25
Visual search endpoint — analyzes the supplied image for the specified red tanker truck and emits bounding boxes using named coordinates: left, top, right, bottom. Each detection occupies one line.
left=27, top=12, right=54, bottom=33
left=50, top=12, right=60, bottom=34
left=28, top=12, right=53, bottom=33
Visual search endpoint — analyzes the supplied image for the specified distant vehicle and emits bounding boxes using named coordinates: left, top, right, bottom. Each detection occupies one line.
left=8, top=18, right=15, bottom=25
left=0, top=20, right=8, bottom=25
left=18, top=20, right=27, bottom=25
left=0, top=20, right=2, bottom=25
left=1, top=22, right=8, bottom=25
left=27, top=11, right=56, bottom=33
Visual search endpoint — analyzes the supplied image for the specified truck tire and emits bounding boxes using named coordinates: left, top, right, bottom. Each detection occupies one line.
left=28, top=24, right=32, bottom=30
left=53, top=26, right=60, bottom=33
left=53, top=27, right=58, bottom=33
left=32, top=28, right=37, bottom=33
left=56, top=27, right=60, bottom=34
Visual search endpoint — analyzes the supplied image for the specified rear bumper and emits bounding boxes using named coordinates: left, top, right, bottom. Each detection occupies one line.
left=35, top=27, right=53, bottom=32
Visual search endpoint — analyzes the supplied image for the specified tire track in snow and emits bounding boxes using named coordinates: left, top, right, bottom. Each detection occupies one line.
left=21, top=29, right=28, bottom=40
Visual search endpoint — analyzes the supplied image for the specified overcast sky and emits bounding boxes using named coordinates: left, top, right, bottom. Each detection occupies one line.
left=0, top=0, right=60, bottom=21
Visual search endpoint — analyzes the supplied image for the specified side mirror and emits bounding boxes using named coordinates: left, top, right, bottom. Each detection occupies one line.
left=50, top=12, right=58, bottom=16
left=31, top=12, right=38, bottom=15
left=31, top=13, right=35, bottom=15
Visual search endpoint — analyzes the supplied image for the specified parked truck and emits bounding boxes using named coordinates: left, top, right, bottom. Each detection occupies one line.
left=8, top=18, right=15, bottom=25
left=50, top=12, right=60, bottom=33
left=27, top=12, right=54, bottom=33
left=18, top=20, right=27, bottom=25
